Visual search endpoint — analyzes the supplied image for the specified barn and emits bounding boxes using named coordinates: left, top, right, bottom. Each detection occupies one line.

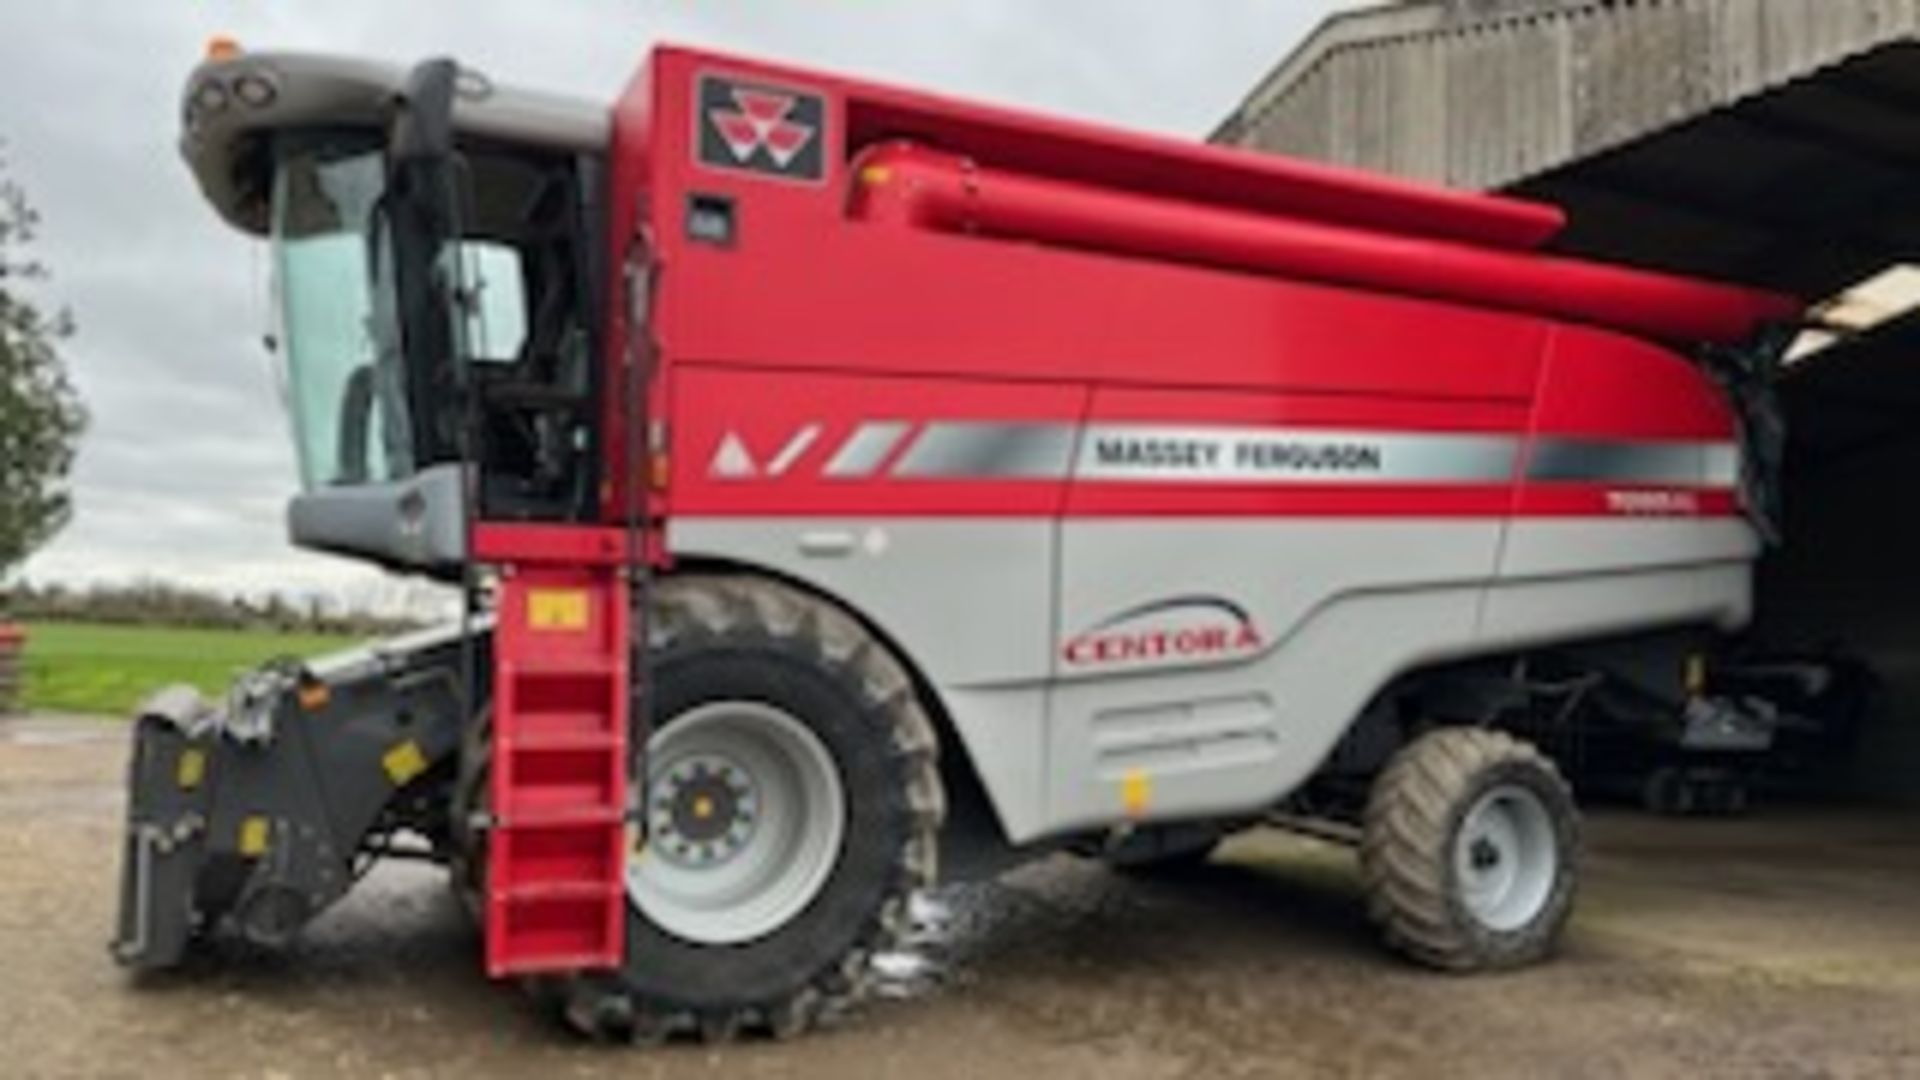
left=1217, top=0, right=1920, bottom=804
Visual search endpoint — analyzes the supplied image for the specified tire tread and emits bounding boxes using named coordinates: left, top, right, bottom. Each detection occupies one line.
left=554, top=574, right=944, bottom=1043
left=1360, top=726, right=1577, bottom=972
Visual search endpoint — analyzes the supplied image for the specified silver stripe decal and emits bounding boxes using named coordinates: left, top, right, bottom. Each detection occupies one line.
left=838, top=421, right=1739, bottom=488
left=1526, top=439, right=1740, bottom=487
left=1075, top=425, right=1520, bottom=484
left=892, top=422, right=1079, bottom=478
left=1703, top=443, right=1743, bottom=488
left=765, top=423, right=822, bottom=476
left=823, top=421, right=912, bottom=478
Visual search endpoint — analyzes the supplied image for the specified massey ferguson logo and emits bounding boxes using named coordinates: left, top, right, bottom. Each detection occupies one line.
left=698, top=75, right=827, bottom=182
left=709, top=425, right=822, bottom=479
left=1063, top=597, right=1266, bottom=668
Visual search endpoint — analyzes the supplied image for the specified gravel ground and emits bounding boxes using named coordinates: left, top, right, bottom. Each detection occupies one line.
left=4, top=713, right=1918, bottom=1079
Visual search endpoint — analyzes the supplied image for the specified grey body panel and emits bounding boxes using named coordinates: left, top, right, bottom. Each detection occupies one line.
left=286, top=462, right=469, bottom=574
left=1048, top=519, right=1502, bottom=832
left=671, top=514, right=1755, bottom=846
left=181, top=50, right=609, bottom=235
left=668, top=518, right=1057, bottom=842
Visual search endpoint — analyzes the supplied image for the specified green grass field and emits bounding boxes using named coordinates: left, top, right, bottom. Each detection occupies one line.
left=18, top=622, right=362, bottom=717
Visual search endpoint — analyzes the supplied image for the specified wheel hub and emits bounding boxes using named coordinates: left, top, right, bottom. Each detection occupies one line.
left=626, top=701, right=848, bottom=946
left=652, top=754, right=758, bottom=866
left=1454, top=784, right=1558, bottom=933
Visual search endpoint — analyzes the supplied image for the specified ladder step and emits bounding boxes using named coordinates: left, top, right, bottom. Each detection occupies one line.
left=495, top=806, right=624, bottom=828
left=495, top=881, right=623, bottom=903
left=491, top=953, right=622, bottom=978
left=507, top=656, right=619, bottom=679
left=502, top=731, right=622, bottom=752
left=500, top=711, right=618, bottom=740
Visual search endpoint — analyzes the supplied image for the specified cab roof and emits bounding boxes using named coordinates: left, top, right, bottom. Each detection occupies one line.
left=180, top=49, right=608, bottom=235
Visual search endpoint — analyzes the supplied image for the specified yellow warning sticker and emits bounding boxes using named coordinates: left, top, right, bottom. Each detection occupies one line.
left=175, top=748, right=206, bottom=791
left=527, top=588, right=590, bottom=632
left=1121, top=769, right=1152, bottom=817
left=382, top=740, right=429, bottom=787
left=238, top=816, right=271, bottom=858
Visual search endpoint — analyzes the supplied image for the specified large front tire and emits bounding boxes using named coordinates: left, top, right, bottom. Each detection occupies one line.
left=1360, top=727, right=1578, bottom=972
left=562, top=575, right=944, bottom=1043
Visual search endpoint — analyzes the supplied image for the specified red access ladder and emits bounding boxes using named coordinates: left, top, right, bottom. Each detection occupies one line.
left=479, top=525, right=631, bottom=978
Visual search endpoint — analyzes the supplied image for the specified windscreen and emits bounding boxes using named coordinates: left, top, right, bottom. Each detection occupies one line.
left=270, top=138, right=414, bottom=489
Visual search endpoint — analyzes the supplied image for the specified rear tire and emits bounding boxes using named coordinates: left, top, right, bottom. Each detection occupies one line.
left=560, top=575, right=944, bottom=1043
left=1360, top=727, right=1578, bottom=972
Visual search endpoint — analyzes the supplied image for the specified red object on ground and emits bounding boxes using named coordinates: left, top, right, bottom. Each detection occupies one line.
left=0, top=623, right=25, bottom=715
left=480, top=524, right=632, bottom=978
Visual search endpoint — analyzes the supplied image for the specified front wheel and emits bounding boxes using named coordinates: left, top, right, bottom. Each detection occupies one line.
left=560, top=576, right=944, bottom=1043
left=1360, top=727, right=1578, bottom=972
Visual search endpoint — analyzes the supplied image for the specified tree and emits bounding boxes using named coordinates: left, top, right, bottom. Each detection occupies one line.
left=0, top=148, right=86, bottom=582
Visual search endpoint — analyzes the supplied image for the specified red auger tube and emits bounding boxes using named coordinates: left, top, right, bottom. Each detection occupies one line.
left=849, top=143, right=1800, bottom=346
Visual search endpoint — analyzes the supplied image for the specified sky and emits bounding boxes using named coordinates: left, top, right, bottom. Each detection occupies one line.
left=0, top=1, right=1356, bottom=612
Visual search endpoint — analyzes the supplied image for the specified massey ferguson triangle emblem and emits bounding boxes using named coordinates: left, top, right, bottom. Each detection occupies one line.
left=710, top=425, right=823, bottom=479
left=698, top=75, right=827, bottom=182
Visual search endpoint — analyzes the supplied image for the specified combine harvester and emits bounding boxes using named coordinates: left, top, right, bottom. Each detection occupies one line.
left=115, top=39, right=1802, bottom=1041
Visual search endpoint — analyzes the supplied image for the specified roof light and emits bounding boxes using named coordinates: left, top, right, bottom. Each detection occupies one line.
left=1785, top=264, right=1920, bottom=365
left=191, top=79, right=229, bottom=115
left=1815, top=265, right=1920, bottom=333
left=233, top=73, right=277, bottom=108
left=206, top=35, right=243, bottom=61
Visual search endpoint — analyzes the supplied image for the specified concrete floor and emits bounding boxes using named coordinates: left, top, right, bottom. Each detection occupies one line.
left=4, top=714, right=1918, bottom=1079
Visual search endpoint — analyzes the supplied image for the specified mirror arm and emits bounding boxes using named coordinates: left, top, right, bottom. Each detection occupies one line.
left=389, top=59, right=460, bottom=166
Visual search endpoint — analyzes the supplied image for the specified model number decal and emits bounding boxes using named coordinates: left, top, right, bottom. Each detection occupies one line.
left=1605, top=489, right=1703, bottom=516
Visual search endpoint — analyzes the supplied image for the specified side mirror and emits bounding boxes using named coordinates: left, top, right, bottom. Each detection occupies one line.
left=389, top=58, right=459, bottom=167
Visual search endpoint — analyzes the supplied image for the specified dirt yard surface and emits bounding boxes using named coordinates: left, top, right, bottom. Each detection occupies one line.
left=4, top=714, right=1917, bottom=1079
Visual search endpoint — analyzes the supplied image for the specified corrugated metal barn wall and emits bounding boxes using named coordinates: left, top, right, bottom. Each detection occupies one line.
left=1218, top=0, right=1920, bottom=805
left=1222, top=0, right=1920, bottom=191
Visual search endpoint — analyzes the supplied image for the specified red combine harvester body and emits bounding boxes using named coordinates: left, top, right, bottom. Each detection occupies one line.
left=116, top=43, right=1799, bottom=1042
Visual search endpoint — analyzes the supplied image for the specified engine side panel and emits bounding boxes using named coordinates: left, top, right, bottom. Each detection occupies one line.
left=665, top=330, right=1758, bottom=844
left=1486, top=324, right=1756, bottom=647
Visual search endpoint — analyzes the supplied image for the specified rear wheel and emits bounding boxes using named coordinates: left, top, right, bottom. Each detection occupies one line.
left=560, top=575, right=944, bottom=1043
left=1360, top=727, right=1578, bottom=971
